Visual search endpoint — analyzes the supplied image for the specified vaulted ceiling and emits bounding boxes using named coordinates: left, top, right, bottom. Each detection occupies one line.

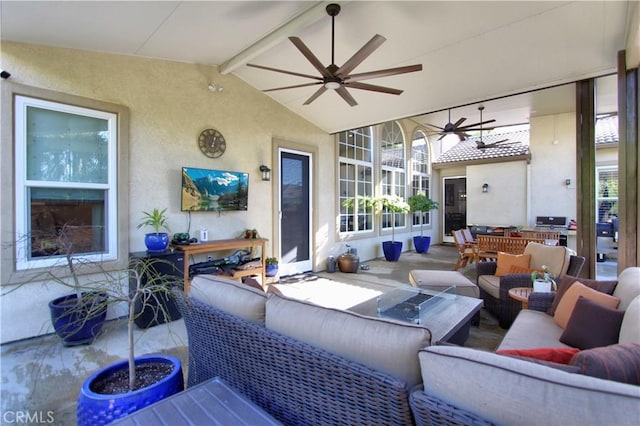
left=1, top=1, right=632, bottom=133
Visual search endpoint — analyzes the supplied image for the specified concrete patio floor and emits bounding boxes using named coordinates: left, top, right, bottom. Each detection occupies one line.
left=0, top=243, right=617, bottom=425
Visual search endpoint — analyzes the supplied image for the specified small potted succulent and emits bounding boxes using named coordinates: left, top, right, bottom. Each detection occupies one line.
left=265, top=257, right=279, bottom=277
left=137, top=208, right=171, bottom=252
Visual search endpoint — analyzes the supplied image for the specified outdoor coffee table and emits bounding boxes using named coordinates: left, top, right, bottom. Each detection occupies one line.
left=348, top=286, right=482, bottom=345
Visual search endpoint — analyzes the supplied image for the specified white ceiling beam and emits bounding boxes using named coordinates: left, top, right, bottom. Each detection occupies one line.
left=219, top=1, right=335, bottom=75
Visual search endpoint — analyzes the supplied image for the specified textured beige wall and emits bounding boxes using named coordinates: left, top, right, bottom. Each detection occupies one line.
left=0, top=42, right=334, bottom=342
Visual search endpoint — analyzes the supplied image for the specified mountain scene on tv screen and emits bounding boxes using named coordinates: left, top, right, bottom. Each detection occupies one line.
left=182, top=168, right=248, bottom=211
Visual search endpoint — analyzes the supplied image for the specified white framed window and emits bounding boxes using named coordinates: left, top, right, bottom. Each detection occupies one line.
left=411, top=130, right=432, bottom=226
left=380, top=121, right=406, bottom=230
left=14, top=96, right=118, bottom=270
left=596, top=166, right=618, bottom=223
left=339, top=127, right=374, bottom=233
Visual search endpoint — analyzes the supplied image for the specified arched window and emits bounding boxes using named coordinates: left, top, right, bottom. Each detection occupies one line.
left=380, top=121, right=406, bottom=230
left=411, top=130, right=432, bottom=226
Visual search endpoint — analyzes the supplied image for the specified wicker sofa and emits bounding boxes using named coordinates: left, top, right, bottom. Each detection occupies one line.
left=173, top=274, right=432, bottom=425
left=410, top=267, right=640, bottom=426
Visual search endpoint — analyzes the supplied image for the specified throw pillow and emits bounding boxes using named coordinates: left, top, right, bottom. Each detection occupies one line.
left=509, top=265, right=533, bottom=274
left=559, top=296, right=625, bottom=349
left=495, top=252, right=531, bottom=277
left=496, top=347, right=580, bottom=364
left=553, top=281, right=620, bottom=329
left=569, top=343, right=640, bottom=385
left=547, top=275, right=617, bottom=315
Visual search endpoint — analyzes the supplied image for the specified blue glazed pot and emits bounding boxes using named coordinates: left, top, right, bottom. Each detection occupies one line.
left=265, top=264, right=279, bottom=277
left=144, top=233, right=169, bottom=252
left=382, top=241, right=403, bottom=262
left=77, top=354, right=184, bottom=426
left=48, top=292, right=108, bottom=346
left=413, top=236, right=431, bottom=254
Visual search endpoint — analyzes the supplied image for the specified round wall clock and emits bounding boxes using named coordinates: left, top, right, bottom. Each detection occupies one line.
left=198, top=128, right=226, bottom=158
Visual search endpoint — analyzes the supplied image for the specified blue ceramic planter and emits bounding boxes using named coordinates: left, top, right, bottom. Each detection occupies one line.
left=413, top=236, right=431, bottom=253
left=265, top=264, right=279, bottom=277
left=48, top=292, right=108, bottom=346
left=144, top=233, right=169, bottom=252
left=382, top=241, right=403, bottom=262
left=77, top=354, right=184, bottom=426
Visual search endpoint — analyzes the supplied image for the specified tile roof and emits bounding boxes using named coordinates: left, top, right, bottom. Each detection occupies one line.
left=596, top=114, right=618, bottom=145
left=433, top=130, right=530, bottom=166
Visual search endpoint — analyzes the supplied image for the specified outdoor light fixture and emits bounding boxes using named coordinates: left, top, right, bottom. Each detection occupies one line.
left=260, top=165, right=271, bottom=181
left=482, top=183, right=489, bottom=193
left=565, top=178, right=571, bottom=187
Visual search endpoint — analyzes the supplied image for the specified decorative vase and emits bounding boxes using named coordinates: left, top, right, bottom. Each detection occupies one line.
left=413, top=236, right=431, bottom=254
left=533, top=280, right=552, bottom=293
left=382, top=241, right=403, bottom=262
left=77, top=354, right=184, bottom=426
left=265, top=264, right=279, bottom=277
left=144, top=233, right=169, bottom=252
left=337, top=252, right=359, bottom=273
left=48, top=291, right=108, bottom=346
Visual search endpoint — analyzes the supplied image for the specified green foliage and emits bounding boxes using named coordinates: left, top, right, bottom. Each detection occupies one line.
left=137, top=208, right=170, bottom=234
left=265, top=257, right=278, bottom=266
left=407, top=193, right=438, bottom=213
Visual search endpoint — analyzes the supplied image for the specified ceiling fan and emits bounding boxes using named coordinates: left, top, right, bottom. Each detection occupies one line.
left=246, top=3, right=422, bottom=107
left=474, top=106, right=515, bottom=149
left=425, top=108, right=496, bottom=141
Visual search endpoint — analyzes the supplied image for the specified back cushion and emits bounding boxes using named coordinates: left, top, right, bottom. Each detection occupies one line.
left=524, top=242, right=570, bottom=277
left=613, top=267, right=640, bottom=310
left=619, top=296, right=640, bottom=344
left=265, top=293, right=431, bottom=387
left=495, top=252, right=531, bottom=277
left=190, top=275, right=267, bottom=324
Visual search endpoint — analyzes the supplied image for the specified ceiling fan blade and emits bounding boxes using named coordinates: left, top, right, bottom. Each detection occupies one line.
left=423, top=122, right=446, bottom=131
left=246, top=63, right=321, bottom=81
left=303, top=86, right=328, bottom=105
left=344, top=64, right=423, bottom=82
left=336, top=87, right=358, bottom=106
left=452, top=117, right=467, bottom=128
left=263, top=82, right=323, bottom=92
left=345, top=81, right=403, bottom=95
left=336, top=34, right=386, bottom=77
left=457, top=119, right=496, bottom=130
left=289, top=36, right=331, bottom=77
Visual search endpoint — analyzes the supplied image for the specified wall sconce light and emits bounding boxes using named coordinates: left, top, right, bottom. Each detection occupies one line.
left=565, top=178, right=571, bottom=187
left=259, top=165, right=271, bottom=181
left=482, top=183, right=489, bottom=193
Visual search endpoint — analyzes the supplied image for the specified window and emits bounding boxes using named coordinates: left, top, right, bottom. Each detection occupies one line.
left=411, top=130, right=432, bottom=226
left=596, top=166, right=618, bottom=223
left=339, top=127, right=374, bottom=233
left=380, top=121, right=406, bottom=230
left=14, top=96, right=118, bottom=270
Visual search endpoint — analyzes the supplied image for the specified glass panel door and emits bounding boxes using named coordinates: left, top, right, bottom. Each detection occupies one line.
left=442, top=177, right=467, bottom=243
left=278, top=149, right=312, bottom=276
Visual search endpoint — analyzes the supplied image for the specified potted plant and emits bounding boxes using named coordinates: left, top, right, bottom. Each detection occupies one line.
left=407, top=193, right=439, bottom=254
left=531, top=265, right=557, bottom=293
left=370, top=194, right=411, bottom=262
left=137, top=208, right=171, bottom=252
left=76, top=257, right=185, bottom=425
left=265, top=257, right=279, bottom=277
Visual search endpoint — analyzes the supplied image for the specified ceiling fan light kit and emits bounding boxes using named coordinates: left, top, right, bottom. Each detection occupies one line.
left=247, top=3, right=422, bottom=106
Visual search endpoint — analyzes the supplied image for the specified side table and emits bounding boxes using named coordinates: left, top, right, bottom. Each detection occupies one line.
left=508, top=287, right=533, bottom=310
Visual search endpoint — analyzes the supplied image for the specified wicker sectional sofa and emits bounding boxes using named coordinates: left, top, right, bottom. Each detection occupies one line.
left=173, top=274, right=432, bottom=425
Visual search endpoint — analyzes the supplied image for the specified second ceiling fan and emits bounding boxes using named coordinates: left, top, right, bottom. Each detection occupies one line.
left=425, top=108, right=496, bottom=141
left=247, top=3, right=422, bottom=106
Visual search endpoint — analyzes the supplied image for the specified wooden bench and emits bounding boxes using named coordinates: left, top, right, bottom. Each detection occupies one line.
left=476, top=235, right=545, bottom=261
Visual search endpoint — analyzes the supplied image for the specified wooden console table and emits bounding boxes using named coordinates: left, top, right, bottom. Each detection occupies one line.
left=174, top=238, right=267, bottom=293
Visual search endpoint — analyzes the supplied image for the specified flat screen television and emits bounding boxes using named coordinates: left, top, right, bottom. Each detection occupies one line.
left=181, top=167, right=248, bottom=212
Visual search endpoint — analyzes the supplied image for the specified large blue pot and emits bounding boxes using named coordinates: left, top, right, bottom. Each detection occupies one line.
left=413, top=236, right=431, bottom=254
left=382, top=241, right=403, bottom=262
left=144, top=233, right=169, bottom=252
left=77, top=354, right=184, bottom=426
left=48, top=292, right=108, bottom=346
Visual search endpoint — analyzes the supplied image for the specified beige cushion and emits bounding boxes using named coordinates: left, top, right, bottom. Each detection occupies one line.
left=418, top=345, right=640, bottom=426
left=619, top=296, right=640, bottom=344
left=265, top=293, right=431, bottom=387
left=477, top=274, right=501, bottom=299
left=613, top=267, right=640, bottom=310
left=409, top=270, right=479, bottom=298
left=190, top=274, right=267, bottom=324
left=498, top=310, right=570, bottom=351
left=554, top=281, right=620, bottom=329
left=495, top=252, right=531, bottom=277
left=524, top=242, right=570, bottom=277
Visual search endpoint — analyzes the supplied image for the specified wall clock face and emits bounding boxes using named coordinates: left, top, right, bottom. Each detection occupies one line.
left=198, top=128, right=226, bottom=158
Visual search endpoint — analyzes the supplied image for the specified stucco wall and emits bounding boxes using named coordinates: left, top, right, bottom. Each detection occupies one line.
left=0, top=42, right=333, bottom=343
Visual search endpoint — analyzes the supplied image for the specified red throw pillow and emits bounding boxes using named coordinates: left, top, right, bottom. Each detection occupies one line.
left=497, top=347, right=580, bottom=364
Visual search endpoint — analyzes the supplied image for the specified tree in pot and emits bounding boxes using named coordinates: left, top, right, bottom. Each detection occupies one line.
left=76, top=257, right=185, bottom=425
left=407, top=193, right=439, bottom=254
left=370, top=194, right=411, bottom=262
left=137, top=208, right=171, bottom=252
